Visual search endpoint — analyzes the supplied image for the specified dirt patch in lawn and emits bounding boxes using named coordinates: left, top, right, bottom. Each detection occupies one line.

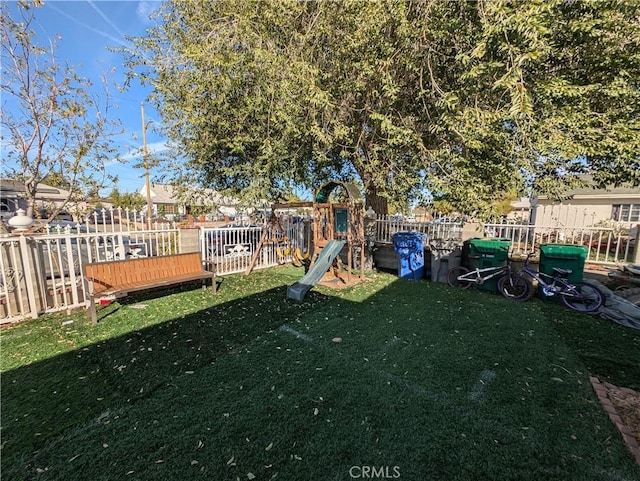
left=606, top=384, right=640, bottom=445
left=592, top=377, right=640, bottom=466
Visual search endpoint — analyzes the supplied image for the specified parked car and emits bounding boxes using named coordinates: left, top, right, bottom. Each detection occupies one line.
left=433, top=216, right=461, bottom=224
left=39, top=208, right=74, bottom=222
left=207, top=223, right=262, bottom=257
left=38, top=222, right=147, bottom=279
left=85, top=208, right=115, bottom=224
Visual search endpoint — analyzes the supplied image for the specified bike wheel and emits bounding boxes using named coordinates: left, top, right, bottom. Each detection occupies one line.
left=447, top=266, right=473, bottom=289
left=497, top=274, right=534, bottom=301
left=560, top=282, right=604, bottom=313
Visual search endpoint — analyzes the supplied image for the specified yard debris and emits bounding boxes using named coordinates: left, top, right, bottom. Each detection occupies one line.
left=584, top=280, right=640, bottom=330
left=130, top=304, right=148, bottom=310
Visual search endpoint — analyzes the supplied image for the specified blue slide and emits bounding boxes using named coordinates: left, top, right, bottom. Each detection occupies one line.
left=287, top=240, right=346, bottom=302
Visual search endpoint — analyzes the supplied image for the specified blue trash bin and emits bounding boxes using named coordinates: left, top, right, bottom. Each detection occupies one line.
left=392, top=232, right=425, bottom=280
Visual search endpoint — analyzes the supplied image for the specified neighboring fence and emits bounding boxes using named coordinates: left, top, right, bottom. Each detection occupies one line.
left=199, top=217, right=309, bottom=276
left=372, top=214, right=639, bottom=265
left=0, top=219, right=181, bottom=324
left=483, top=220, right=639, bottom=265
left=3, top=211, right=637, bottom=324
left=373, top=214, right=463, bottom=244
left=0, top=217, right=309, bottom=324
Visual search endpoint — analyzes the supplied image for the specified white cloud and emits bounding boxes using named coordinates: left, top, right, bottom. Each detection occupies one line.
left=137, top=1, right=161, bottom=23
left=120, top=141, right=169, bottom=161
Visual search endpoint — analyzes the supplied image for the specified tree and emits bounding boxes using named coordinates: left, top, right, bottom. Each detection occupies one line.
left=449, top=0, right=640, bottom=199
left=122, top=0, right=640, bottom=218
left=1, top=1, right=122, bottom=219
left=107, top=188, right=145, bottom=211
left=122, top=0, right=426, bottom=213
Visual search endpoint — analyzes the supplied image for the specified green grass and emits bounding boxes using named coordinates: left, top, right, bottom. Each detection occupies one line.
left=2, top=266, right=639, bottom=480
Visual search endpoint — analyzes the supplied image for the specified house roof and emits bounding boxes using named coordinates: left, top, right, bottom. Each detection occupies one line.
left=142, top=184, right=238, bottom=206
left=0, top=179, right=71, bottom=201
left=511, top=197, right=531, bottom=209
left=537, top=180, right=640, bottom=200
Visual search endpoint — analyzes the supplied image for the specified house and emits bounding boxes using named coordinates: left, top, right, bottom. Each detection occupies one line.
left=507, top=197, right=532, bottom=221
left=531, top=183, right=640, bottom=228
left=0, top=179, right=83, bottom=219
left=139, top=183, right=241, bottom=220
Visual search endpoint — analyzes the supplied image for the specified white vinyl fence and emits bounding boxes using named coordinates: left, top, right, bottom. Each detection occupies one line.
left=0, top=218, right=181, bottom=324
left=373, top=214, right=463, bottom=244
left=0, top=215, right=309, bottom=324
left=200, top=217, right=309, bottom=276
left=483, top=220, right=639, bottom=264
left=372, top=214, right=639, bottom=265
left=3, top=209, right=637, bottom=324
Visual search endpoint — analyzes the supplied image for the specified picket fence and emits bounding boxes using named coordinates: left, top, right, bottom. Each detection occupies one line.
left=484, top=220, right=639, bottom=264
left=372, top=214, right=463, bottom=244
left=1, top=211, right=638, bottom=324
left=0, top=215, right=306, bottom=324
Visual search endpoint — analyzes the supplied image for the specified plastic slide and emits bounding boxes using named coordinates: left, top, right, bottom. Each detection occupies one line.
left=287, top=240, right=346, bottom=302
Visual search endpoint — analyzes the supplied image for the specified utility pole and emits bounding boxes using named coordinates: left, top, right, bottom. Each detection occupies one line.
left=141, top=103, right=153, bottom=228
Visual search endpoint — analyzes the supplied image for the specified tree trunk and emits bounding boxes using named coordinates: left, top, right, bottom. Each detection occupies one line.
left=365, top=183, right=388, bottom=215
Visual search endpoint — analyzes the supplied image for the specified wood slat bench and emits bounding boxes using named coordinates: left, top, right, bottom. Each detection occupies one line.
left=84, top=252, right=216, bottom=323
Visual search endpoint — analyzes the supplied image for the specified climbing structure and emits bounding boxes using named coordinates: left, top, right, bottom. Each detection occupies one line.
left=311, top=181, right=365, bottom=284
left=246, top=181, right=366, bottom=290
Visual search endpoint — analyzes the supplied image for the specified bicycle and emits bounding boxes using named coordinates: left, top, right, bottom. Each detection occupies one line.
left=497, top=252, right=604, bottom=313
left=446, top=252, right=518, bottom=290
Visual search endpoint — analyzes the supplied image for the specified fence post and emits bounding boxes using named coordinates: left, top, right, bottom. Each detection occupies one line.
left=18, top=235, right=39, bottom=319
left=178, top=227, right=200, bottom=254
left=633, top=224, right=640, bottom=264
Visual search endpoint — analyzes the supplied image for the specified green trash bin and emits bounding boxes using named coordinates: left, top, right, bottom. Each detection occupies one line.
left=538, top=244, right=587, bottom=283
left=465, top=238, right=511, bottom=291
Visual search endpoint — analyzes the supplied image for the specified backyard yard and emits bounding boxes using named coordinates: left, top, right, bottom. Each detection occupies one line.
left=1, top=266, right=639, bottom=480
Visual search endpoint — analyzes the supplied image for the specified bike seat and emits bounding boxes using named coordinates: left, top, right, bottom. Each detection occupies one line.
left=552, top=267, right=572, bottom=276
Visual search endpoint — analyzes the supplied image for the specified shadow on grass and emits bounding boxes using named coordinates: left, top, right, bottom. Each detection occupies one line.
left=538, top=300, right=640, bottom=390
left=1, top=281, right=331, bottom=462
left=2, top=272, right=640, bottom=480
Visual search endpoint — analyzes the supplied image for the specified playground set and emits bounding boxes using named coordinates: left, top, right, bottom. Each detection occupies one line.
left=245, top=181, right=366, bottom=301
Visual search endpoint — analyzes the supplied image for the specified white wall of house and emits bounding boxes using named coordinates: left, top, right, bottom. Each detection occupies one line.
left=139, top=183, right=242, bottom=220
left=532, top=195, right=640, bottom=227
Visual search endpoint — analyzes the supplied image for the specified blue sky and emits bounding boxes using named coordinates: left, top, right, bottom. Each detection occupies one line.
left=3, top=0, right=166, bottom=194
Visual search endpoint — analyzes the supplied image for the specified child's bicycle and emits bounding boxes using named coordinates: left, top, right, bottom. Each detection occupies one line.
left=446, top=251, right=518, bottom=290
left=497, top=252, right=604, bottom=313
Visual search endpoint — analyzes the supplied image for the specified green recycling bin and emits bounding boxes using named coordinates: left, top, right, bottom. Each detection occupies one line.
left=538, top=244, right=587, bottom=283
left=465, top=238, right=511, bottom=291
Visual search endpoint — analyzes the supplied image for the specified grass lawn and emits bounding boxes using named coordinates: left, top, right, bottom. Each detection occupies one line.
left=1, top=265, right=639, bottom=481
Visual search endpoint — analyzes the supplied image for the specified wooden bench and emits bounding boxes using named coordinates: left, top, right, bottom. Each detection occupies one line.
left=83, top=252, right=216, bottom=323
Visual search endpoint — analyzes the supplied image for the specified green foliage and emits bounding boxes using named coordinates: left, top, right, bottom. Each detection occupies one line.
left=457, top=0, right=640, bottom=195
left=1, top=2, right=122, bottom=218
left=107, top=188, right=145, bottom=211
left=121, top=0, right=640, bottom=219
